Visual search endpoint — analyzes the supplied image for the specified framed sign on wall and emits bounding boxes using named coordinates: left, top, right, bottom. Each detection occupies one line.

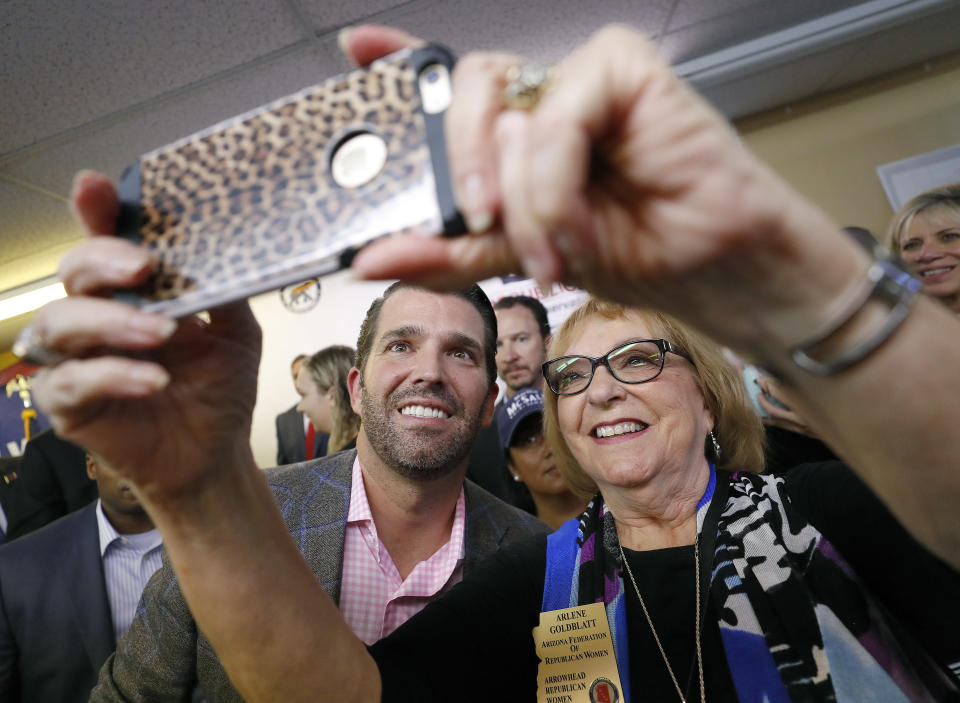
left=877, top=144, right=960, bottom=212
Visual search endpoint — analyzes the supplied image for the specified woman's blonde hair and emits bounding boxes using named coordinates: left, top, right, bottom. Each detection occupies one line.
left=543, top=299, right=765, bottom=499
left=886, top=183, right=960, bottom=254
left=304, top=346, right=361, bottom=455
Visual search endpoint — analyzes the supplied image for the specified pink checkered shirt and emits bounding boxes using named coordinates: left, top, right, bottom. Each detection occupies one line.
left=339, top=456, right=466, bottom=644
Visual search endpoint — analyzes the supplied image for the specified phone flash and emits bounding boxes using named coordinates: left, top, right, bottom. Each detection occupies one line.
left=419, top=63, right=452, bottom=115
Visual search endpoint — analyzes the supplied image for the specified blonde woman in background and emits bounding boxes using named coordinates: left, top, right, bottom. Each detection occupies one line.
left=296, top=346, right=361, bottom=455
left=887, top=183, right=960, bottom=315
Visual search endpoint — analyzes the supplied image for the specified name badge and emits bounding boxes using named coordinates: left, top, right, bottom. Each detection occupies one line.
left=533, top=602, right=624, bottom=703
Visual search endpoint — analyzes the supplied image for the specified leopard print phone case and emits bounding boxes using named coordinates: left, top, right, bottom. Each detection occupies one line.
left=115, top=45, right=462, bottom=316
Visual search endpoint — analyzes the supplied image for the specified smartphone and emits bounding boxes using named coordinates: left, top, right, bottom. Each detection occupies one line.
left=113, top=44, right=464, bottom=316
left=742, top=364, right=788, bottom=418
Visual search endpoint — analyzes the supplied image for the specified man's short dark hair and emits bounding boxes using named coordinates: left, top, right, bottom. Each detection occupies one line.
left=493, top=296, right=550, bottom=340
left=354, top=282, right=498, bottom=387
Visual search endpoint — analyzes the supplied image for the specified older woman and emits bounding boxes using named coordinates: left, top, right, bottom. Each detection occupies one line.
left=363, top=300, right=960, bottom=701
left=886, top=183, right=960, bottom=315
left=296, top=346, right=361, bottom=455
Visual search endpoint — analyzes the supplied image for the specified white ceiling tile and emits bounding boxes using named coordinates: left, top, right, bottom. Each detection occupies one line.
left=355, top=0, right=676, bottom=64
left=2, top=46, right=342, bottom=195
left=1, top=0, right=309, bottom=155
left=0, top=182, right=82, bottom=285
left=293, top=0, right=413, bottom=34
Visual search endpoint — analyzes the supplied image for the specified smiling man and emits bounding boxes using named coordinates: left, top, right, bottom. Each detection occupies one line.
left=90, top=282, right=547, bottom=702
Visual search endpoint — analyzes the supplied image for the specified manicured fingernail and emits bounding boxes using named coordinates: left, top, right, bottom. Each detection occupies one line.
left=337, top=27, right=355, bottom=55
left=466, top=211, right=493, bottom=234
left=466, top=212, right=493, bottom=234
left=71, top=169, right=97, bottom=192
left=127, top=315, right=177, bottom=339
left=461, top=174, right=493, bottom=233
left=109, top=254, right=151, bottom=279
left=130, top=366, right=170, bottom=392
left=350, top=246, right=386, bottom=279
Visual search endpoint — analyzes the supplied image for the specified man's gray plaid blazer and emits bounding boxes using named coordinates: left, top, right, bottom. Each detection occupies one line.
left=90, top=450, right=548, bottom=702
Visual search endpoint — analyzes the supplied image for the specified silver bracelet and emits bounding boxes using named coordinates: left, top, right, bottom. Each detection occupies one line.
left=790, top=257, right=921, bottom=376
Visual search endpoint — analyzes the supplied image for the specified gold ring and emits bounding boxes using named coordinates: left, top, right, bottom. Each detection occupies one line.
left=12, top=324, right=68, bottom=366
left=503, top=63, right=554, bottom=110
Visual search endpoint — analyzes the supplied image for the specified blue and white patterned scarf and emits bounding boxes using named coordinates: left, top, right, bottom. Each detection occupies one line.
left=542, top=464, right=954, bottom=702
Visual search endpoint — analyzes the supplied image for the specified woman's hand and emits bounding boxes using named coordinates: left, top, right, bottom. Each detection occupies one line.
left=30, top=171, right=262, bottom=504
left=345, top=24, right=870, bottom=362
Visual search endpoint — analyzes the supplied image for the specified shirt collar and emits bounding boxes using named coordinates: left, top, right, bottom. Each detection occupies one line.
left=96, top=499, right=163, bottom=556
left=96, top=499, right=121, bottom=556
left=347, top=456, right=467, bottom=561
left=347, top=456, right=374, bottom=526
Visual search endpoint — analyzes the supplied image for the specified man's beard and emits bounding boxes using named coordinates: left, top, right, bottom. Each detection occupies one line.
left=502, top=365, right=536, bottom=392
left=360, top=385, right=484, bottom=481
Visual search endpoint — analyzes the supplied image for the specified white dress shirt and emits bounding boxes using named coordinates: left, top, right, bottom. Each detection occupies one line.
left=95, top=500, right=163, bottom=642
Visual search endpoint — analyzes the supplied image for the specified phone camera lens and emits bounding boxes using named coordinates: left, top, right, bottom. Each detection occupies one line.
left=425, top=69, right=439, bottom=83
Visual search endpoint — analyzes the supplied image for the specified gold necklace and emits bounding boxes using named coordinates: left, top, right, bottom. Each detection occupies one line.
left=618, top=541, right=705, bottom=703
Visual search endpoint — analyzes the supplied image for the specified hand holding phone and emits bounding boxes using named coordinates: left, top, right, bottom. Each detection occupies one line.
left=114, top=45, right=463, bottom=316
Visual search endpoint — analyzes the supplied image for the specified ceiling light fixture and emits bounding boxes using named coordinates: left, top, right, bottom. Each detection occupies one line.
left=0, top=278, right=67, bottom=323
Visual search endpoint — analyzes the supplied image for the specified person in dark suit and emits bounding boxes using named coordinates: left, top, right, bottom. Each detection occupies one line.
left=0, top=452, right=160, bottom=703
left=276, top=354, right=329, bottom=464
left=4, top=428, right=96, bottom=539
left=0, top=457, right=34, bottom=545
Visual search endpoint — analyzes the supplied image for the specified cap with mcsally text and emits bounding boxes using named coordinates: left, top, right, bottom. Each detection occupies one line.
left=497, top=388, right=544, bottom=454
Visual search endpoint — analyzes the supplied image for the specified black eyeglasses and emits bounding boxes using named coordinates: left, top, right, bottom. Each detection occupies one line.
left=541, top=339, right=687, bottom=396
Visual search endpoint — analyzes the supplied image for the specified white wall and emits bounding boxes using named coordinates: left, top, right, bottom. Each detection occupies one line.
left=248, top=271, right=392, bottom=468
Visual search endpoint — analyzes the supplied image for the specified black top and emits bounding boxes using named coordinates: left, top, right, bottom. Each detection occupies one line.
left=371, top=462, right=960, bottom=701
left=618, top=545, right=738, bottom=702
left=762, top=426, right=838, bottom=475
